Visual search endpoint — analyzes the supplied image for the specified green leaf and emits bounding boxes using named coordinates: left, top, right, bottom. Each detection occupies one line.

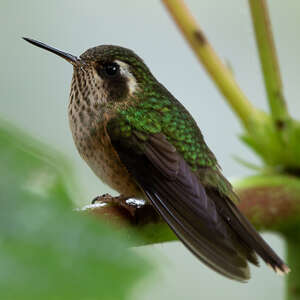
left=0, top=120, right=150, bottom=300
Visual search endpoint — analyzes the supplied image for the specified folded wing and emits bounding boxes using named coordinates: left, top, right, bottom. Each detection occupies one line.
left=108, top=128, right=289, bottom=281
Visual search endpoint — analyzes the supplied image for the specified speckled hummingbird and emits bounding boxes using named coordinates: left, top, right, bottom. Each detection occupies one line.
left=23, top=37, right=290, bottom=281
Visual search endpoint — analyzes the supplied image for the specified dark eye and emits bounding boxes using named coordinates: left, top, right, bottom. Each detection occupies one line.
left=104, top=62, right=119, bottom=77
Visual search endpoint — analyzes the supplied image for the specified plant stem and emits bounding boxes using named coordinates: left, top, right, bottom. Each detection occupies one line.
left=161, top=0, right=259, bottom=130
left=285, top=229, right=300, bottom=300
left=248, top=0, right=290, bottom=128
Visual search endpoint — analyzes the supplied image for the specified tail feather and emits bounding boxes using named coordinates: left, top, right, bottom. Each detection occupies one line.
left=208, top=189, right=290, bottom=274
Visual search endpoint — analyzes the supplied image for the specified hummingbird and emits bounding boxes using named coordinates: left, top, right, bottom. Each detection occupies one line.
left=23, top=37, right=290, bottom=281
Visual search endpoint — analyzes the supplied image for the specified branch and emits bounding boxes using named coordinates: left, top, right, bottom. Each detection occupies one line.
left=248, top=0, right=290, bottom=128
left=234, top=174, right=300, bottom=232
left=81, top=202, right=175, bottom=246
left=82, top=175, right=300, bottom=246
left=161, top=0, right=260, bottom=130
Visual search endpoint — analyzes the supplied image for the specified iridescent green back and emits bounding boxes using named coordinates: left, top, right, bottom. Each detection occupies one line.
left=117, top=86, right=218, bottom=172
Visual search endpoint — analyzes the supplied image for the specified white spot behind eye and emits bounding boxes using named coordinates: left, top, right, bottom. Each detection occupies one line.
left=114, top=60, right=138, bottom=95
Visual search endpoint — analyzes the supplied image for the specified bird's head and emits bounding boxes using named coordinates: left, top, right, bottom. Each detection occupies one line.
left=23, top=38, right=156, bottom=107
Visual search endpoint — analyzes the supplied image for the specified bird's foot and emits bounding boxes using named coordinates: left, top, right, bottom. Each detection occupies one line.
left=90, top=193, right=161, bottom=225
left=92, top=193, right=138, bottom=217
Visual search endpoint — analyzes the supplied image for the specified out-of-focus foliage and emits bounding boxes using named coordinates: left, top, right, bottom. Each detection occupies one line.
left=0, top=120, right=150, bottom=300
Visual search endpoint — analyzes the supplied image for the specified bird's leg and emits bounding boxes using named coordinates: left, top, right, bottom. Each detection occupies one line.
left=91, top=193, right=139, bottom=217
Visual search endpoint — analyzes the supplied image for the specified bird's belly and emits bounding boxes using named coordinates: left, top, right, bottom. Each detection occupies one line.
left=69, top=118, right=141, bottom=197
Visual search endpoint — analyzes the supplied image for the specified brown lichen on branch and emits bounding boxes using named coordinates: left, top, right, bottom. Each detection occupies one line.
left=237, top=186, right=300, bottom=232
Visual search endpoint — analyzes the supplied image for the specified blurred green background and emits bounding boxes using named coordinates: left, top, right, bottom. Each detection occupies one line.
left=1, top=0, right=300, bottom=299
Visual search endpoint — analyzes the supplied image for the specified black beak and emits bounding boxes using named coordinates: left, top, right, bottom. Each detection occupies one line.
left=23, top=37, right=79, bottom=65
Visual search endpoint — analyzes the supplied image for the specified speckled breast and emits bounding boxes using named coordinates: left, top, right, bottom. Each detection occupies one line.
left=68, top=76, right=141, bottom=197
